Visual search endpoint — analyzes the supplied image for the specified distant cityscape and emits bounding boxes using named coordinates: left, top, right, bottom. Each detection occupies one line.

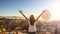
left=0, top=16, right=60, bottom=34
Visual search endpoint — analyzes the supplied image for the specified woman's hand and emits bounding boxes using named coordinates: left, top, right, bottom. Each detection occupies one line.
left=19, top=10, right=28, bottom=21
left=19, top=10, right=22, bottom=13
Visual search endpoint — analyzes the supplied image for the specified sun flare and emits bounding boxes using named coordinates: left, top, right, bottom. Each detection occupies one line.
left=48, top=0, right=60, bottom=20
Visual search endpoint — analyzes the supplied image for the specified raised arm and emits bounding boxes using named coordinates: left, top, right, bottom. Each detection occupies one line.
left=35, top=11, right=45, bottom=21
left=19, top=10, right=28, bottom=21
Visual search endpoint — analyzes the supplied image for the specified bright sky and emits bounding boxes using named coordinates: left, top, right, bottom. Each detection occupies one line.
left=0, top=0, right=60, bottom=20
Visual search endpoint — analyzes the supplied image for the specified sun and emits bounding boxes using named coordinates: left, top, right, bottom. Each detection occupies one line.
left=48, top=0, right=60, bottom=20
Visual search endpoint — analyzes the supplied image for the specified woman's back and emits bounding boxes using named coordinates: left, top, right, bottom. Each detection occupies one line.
left=28, top=20, right=36, bottom=32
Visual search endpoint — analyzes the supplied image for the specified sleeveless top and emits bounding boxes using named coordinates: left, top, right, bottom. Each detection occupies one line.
left=28, top=21, right=36, bottom=32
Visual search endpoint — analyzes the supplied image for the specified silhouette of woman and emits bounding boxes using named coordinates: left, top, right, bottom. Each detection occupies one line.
left=19, top=10, right=45, bottom=34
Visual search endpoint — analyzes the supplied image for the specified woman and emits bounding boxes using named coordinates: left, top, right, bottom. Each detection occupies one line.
left=19, top=10, right=44, bottom=34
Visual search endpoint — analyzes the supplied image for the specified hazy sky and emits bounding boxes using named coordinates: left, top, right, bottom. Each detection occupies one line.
left=0, top=0, right=60, bottom=20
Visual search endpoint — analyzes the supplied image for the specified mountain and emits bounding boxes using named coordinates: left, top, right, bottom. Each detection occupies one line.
left=0, top=16, right=24, bottom=19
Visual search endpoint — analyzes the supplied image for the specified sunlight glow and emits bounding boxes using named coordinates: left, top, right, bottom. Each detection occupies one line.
left=48, top=0, right=60, bottom=20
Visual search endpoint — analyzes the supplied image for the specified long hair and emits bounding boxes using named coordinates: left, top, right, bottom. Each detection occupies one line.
left=29, top=15, right=36, bottom=26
